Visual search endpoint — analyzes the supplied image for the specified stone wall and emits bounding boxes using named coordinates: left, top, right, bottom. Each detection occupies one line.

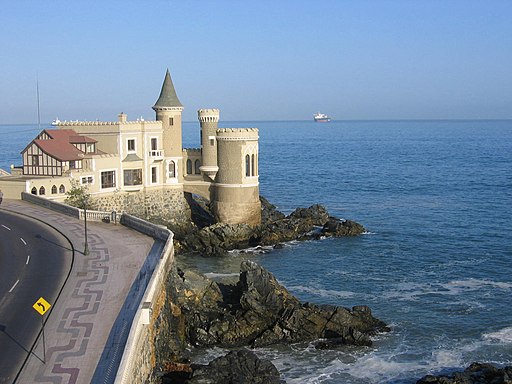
left=90, top=186, right=191, bottom=224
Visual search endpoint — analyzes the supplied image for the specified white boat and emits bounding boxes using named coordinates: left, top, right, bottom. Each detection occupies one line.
left=51, top=118, right=61, bottom=126
left=314, top=112, right=331, bottom=122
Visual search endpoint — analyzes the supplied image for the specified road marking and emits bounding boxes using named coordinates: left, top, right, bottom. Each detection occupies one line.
left=9, top=280, right=20, bottom=293
left=1, top=224, right=11, bottom=231
left=26, top=255, right=30, bottom=265
left=20, top=238, right=27, bottom=245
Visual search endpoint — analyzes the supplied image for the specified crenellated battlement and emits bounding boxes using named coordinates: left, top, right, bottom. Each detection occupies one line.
left=183, top=147, right=201, bottom=153
left=198, top=109, right=220, bottom=123
left=216, top=128, right=259, bottom=141
left=217, top=128, right=258, bottom=133
left=59, top=120, right=159, bottom=126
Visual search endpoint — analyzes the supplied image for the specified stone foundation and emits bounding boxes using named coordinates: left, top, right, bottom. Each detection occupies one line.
left=90, top=187, right=191, bottom=224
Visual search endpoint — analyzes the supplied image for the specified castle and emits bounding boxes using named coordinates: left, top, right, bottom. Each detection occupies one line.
left=1, top=69, right=261, bottom=226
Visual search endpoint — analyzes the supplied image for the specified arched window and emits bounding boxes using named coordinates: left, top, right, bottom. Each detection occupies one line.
left=31, top=187, right=37, bottom=195
left=39, top=186, right=45, bottom=195
left=251, top=154, right=255, bottom=177
left=186, top=159, right=192, bottom=175
left=245, top=154, right=251, bottom=177
left=51, top=185, right=57, bottom=194
left=168, top=161, right=176, bottom=178
left=194, top=159, right=201, bottom=174
left=59, top=184, right=66, bottom=194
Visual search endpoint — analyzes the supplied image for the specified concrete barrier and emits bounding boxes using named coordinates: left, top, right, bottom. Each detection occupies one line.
left=22, top=192, right=80, bottom=218
left=114, top=218, right=175, bottom=384
left=21, top=192, right=116, bottom=222
left=120, top=213, right=170, bottom=242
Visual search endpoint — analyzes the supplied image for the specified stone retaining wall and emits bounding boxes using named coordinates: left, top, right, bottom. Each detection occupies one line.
left=91, top=187, right=191, bottom=224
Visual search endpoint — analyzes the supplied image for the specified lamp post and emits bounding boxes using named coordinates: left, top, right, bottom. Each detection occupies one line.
left=83, top=195, right=89, bottom=255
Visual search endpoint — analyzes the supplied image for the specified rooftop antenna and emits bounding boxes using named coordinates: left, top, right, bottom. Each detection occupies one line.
left=36, top=76, right=41, bottom=131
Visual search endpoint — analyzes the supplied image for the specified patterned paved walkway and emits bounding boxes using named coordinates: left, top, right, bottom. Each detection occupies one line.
left=3, top=200, right=154, bottom=384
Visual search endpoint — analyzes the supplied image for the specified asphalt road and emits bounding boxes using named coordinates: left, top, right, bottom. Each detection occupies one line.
left=0, top=210, right=73, bottom=384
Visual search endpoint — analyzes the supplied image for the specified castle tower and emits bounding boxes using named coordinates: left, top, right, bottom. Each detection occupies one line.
left=198, top=109, right=219, bottom=181
left=211, top=128, right=261, bottom=226
left=153, top=69, right=184, bottom=181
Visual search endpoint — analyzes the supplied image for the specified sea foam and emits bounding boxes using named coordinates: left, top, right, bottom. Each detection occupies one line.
left=483, top=327, right=512, bottom=343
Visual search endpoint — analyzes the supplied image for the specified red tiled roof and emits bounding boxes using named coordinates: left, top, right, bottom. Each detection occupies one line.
left=24, top=129, right=97, bottom=162
left=69, top=135, right=97, bottom=144
left=34, top=139, right=85, bottom=161
left=44, top=129, right=78, bottom=140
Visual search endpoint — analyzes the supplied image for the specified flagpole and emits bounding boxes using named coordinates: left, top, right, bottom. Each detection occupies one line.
left=37, top=77, right=41, bottom=131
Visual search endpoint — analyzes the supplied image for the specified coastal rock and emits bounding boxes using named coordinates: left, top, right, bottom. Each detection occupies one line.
left=173, top=260, right=388, bottom=349
left=179, top=198, right=366, bottom=256
left=182, top=222, right=256, bottom=256
left=188, top=350, right=283, bottom=384
left=321, top=217, right=366, bottom=237
left=260, top=196, right=286, bottom=223
left=416, top=362, right=512, bottom=384
left=288, top=204, right=329, bottom=225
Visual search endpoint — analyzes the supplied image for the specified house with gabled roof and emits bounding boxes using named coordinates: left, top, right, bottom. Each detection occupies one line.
left=21, top=129, right=98, bottom=177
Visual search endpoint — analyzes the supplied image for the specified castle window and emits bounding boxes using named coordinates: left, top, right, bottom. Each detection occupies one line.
left=101, top=170, right=116, bottom=189
left=168, top=161, right=176, bottom=178
left=186, top=159, right=192, bottom=175
left=127, top=139, right=135, bottom=152
left=39, top=186, right=46, bottom=195
left=169, top=117, right=174, bottom=126
left=251, top=154, right=255, bottom=176
left=151, top=166, right=158, bottom=183
left=151, top=138, right=158, bottom=151
left=124, top=169, right=142, bottom=186
left=51, top=185, right=58, bottom=194
left=31, top=187, right=37, bottom=195
left=87, top=143, right=96, bottom=154
left=81, top=176, right=94, bottom=185
left=59, top=184, right=66, bottom=194
left=245, top=154, right=251, bottom=177
left=194, top=160, right=201, bottom=174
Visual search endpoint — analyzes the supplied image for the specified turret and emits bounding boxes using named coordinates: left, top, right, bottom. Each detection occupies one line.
left=198, top=109, right=219, bottom=181
left=153, top=69, right=184, bottom=182
left=153, top=69, right=183, bottom=156
left=211, top=128, right=261, bottom=226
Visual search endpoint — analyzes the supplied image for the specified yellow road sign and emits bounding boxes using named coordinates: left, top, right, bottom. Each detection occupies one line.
left=33, top=297, right=51, bottom=316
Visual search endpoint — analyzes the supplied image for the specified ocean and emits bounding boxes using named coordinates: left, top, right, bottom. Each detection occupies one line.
left=2, top=120, right=511, bottom=383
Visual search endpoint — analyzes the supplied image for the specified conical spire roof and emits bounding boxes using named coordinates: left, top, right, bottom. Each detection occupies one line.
left=153, top=69, right=183, bottom=108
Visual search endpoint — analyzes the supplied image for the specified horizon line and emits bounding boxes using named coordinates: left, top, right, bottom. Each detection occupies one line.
left=1, top=118, right=512, bottom=126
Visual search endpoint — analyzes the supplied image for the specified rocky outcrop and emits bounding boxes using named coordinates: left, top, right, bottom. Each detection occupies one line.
left=179, top=198, right=367, bottom=256
left=168, top=260, right=388, bottom=350
left=417, top=363, right=512, bottom=384
left=161, top=261, right=387, bottom=381
left=161, top=350, right=283, bottom=384
left=188, top=350, right=283, bottom=384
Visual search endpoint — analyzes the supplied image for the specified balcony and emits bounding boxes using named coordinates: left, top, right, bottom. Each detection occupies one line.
left=148, top=149, right=164, bottom=161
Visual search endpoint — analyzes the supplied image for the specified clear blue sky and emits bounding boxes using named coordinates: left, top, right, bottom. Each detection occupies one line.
left=1, top=0, right=511, bottom=123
